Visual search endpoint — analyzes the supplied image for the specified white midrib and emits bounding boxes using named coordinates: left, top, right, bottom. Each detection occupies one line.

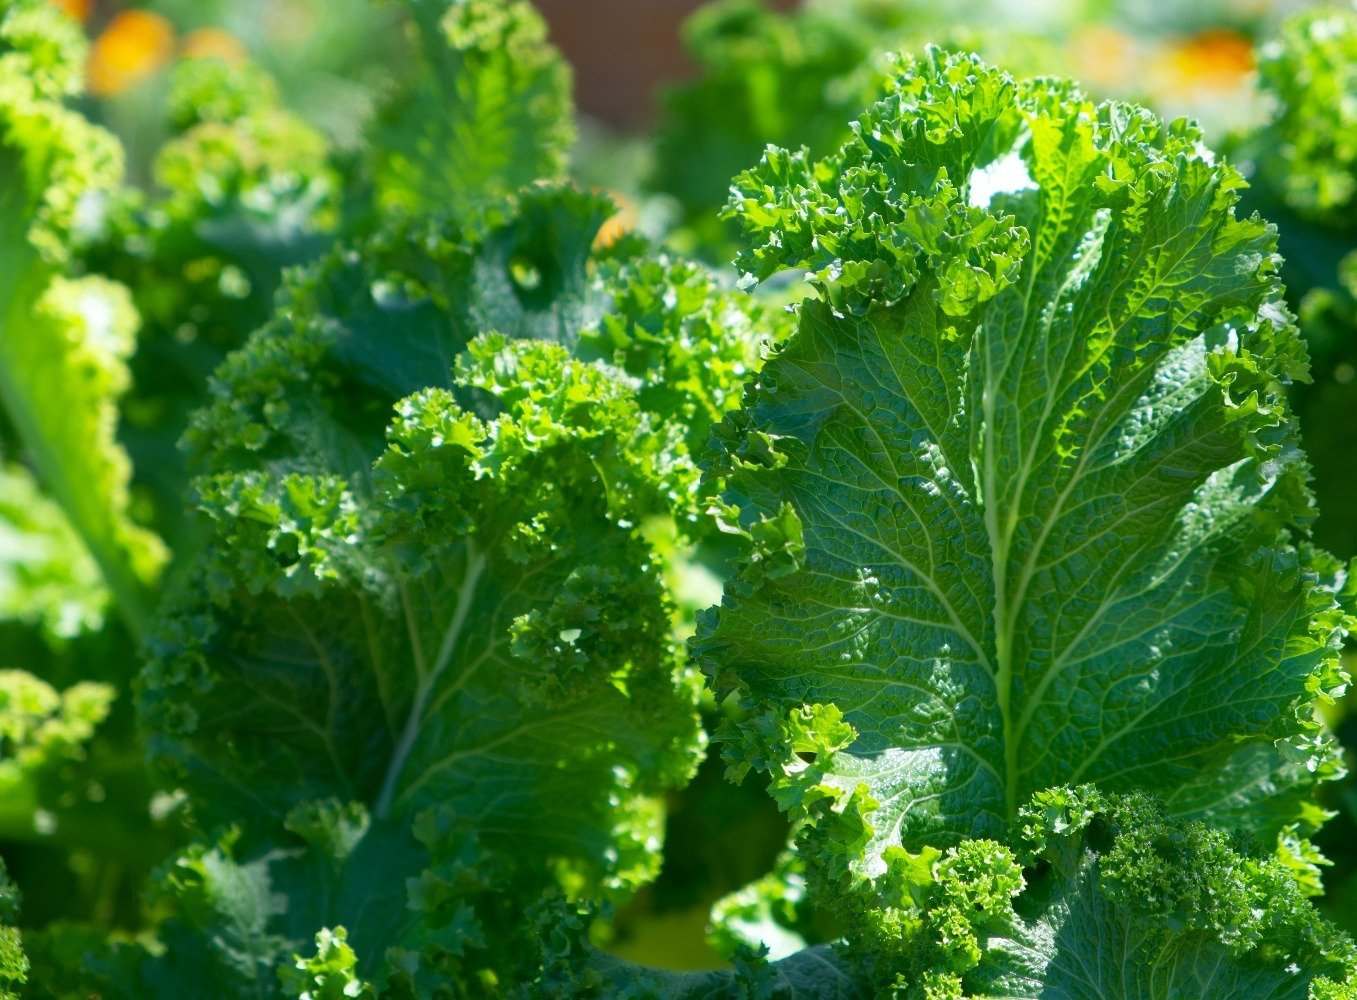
left=375, top=541, right=487, bottom=818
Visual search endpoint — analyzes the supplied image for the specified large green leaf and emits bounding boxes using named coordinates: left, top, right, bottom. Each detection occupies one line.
left=696, top=50, right=1349, bottom=873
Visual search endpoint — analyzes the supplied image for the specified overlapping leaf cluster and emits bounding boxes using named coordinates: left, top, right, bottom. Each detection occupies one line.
left=0, top=0, right=792, bottom=992
left=1, top=0, right=1356, bottom=995
left=1237, top=3, right=1357, bottom=940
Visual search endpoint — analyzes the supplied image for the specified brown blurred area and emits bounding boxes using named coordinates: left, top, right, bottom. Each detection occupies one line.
left=63, top=0, right=805, bottom=131
left=537, top=0, right=800, bottom=131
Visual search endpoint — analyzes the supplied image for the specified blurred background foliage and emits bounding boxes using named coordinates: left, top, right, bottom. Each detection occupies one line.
left=11, top=0, right=1357, bottom=973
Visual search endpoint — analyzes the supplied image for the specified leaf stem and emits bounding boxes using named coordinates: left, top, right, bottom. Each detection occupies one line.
left=375, top=540, right=487, bottom=818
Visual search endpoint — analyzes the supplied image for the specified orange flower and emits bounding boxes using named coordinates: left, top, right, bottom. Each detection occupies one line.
left=1153, top=28, right=1254, bottom=97
left=51, top=0, right=92, bottom=22
left=86, top=10, right=175, bottom=97
left=181, top=28, right=248, bottom=65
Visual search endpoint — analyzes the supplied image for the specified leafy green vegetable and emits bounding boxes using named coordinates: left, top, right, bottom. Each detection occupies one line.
left=845, top=787, right=1357, bottom=998
left=691, top=47, right=1355, bottom=993
left=134, top=332, right=703, bottom=991
left=84, top=53, right=339, bottom=552
left=0, top=0, right=166, bottom=636
left=186, top=185, right=777, bottom=540
left=0, top=467, right=106, bottom=642
left=652, top=0, right=1065, bottom=258
left=2, top=0, right=1355, bottom=993
left=373, top=0, right=574, bottom=221
left=117, top=167, right=781, bottom=989
left=705, top=45, right=1344, bottom=849
left=0, top=671, right=111, bottom=780
left=1255, top=5, right=1357, bottom=227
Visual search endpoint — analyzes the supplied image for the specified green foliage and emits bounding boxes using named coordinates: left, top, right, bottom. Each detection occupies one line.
left=652, top=0, right=1065, bottom=258
left=1255, top=5, right=1357, bottom=227
left=85, top=52, right=339, bottom=553
left=0, top=467, right=106, bottom=642
left=694, top=47, right=1355, bottom=993
left=0, top=860, right=26, bottom=1000
left=0, top=2, right=167, bottom=634
left=0, top=671, right=111, bottom=776
left=114, top=157, right=778, bottom=983
left=855, top=787, right=1357, bottom=997
left=0, top=0, right=1355, bottom=995
left=372, top=0, right=574, bottom=221
left=281, top=927, right=374, bottom=1000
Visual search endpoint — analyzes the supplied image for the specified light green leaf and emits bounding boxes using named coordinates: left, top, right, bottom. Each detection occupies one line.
left=0, top=5, right=167, bottom=635
left=280, top=927, right=373, bottom=1000
left=0, top=464, right=106, bottom=640
left=373, top=0, right=574, bottom=221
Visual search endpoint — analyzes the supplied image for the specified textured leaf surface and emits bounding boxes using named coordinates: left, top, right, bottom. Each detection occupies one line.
left=651, top=0, right=1065, bottom=258
left=697, top=51, right=1349, bottom=873
left=189, top=185, right=777, bottom=530
left=148, top=334, right=701, bottom=859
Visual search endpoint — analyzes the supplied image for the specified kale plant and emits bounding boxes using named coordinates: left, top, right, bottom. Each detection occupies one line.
left=0, top=0, right=1353, bottom=997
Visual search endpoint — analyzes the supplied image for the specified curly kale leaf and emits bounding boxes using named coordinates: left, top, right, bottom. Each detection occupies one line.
left=186, top=186, right=615, bottom=480
left=578, top=254, right=786, bottom=461
left=0, top=465, right=106, bottom=641
left=651, top=0, right=1066, bottom=258
left=138, top=335, right=704, bottom=990
left=1254, top=5, right=1357, bottom=228
left=834, top=788, right=1357, bottom=998
left=0, top=669, right=111, bottom=780
left=539, top=789, right=1357, bottom=998
left=0, top=0, right=167, bottom=634
left=697, top=49, right=1349, bottom=877
left=79, top=54, right=338, bottom=553
left=373, top=0, right=574, bottom=221
left=187, top=185, right=778, bottom=532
